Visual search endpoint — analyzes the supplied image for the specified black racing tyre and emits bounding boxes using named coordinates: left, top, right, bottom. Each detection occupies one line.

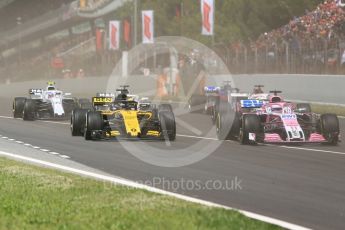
left=158, top=104, right=173, bottom=113
left=239, top=114, right=261, bottom=145
left=23, top=99, right=36, bottom=121
left=85, top=111, right=104, bottom=140
left=229, top=113, right=241, bottom=140
left=71, top=109, right=88, bottom=136
left=216, top=110, right=237, bottom=140
left=188, top=95, right=206, bottom=113
left=216, top=101, right=237, bottom=140
left=211, top=99, right=220, bottom=125
left=211, top=106, right=217, bottom=124
left=320, top=114, right=339, bottom=145
left=216, top=113, right=230, bottom=140
left=151, top=108, right=159, bottom=121
left=217, top=99, right=231, bottom=114
left=159, top=111, right=176, bottom=141
left=13, top=97, right=26, bottom=118
left=296, top=103, right=312, bottom=113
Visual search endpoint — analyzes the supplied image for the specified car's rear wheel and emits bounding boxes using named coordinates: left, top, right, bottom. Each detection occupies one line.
left=85, top=111, right=104, bottom=140
left=23, top=99, right=36, bottom=121
left=13, top=97, right=26, bottom=118
left=188, top=95, right=206, bottom=113
left=239, top=114, right=261, bottom=145
left=71, top=109, right=88, bottom=136
left=320, top=114, right=339, bottom=145
left=216, top=113, right=230, bottom=140
left=216, top=101, right=238, bottom=140
left=211, top=99, right=219, bottom=125
left=159, top=111, right=176, bottom=141
left=211, top=106, right=217, bottom=124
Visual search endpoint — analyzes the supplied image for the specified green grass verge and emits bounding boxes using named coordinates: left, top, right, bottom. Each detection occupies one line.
left=0, top=157, right=280, bottom=230
left=311, top=104, right=345, bottom=117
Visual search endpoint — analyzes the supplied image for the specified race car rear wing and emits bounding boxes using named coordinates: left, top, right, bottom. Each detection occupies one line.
left=96, top=93, right=115, bottom=97
left=204, top=86, right=220, bottom=94
left=92, top=97, right=114, bottom=106
left=29, top=89, right=43, bottom=95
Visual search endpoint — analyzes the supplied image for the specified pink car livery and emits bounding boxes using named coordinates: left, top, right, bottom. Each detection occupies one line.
left=217, top=91, right=340, bottom=145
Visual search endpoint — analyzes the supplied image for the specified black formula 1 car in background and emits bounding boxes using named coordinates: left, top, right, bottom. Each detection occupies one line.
left=187, top=81, right=247, bottom=123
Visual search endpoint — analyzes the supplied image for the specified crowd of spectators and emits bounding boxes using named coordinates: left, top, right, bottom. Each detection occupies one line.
left=254, top=0, right=345, bottom=50
left=222, top=0, right=345, bottom=74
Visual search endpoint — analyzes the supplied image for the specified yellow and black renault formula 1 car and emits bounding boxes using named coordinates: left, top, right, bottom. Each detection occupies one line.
left=70, top=87, right=176, bottom=141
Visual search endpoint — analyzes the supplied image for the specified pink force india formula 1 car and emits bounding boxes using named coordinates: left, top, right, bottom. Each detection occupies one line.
left=216, top=91, right=340, bottom=145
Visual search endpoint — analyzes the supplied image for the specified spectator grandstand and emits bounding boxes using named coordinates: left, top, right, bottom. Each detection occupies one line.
left=223, top=0, right=345, bottom=74
left=255, top=0, right=345, bottom=48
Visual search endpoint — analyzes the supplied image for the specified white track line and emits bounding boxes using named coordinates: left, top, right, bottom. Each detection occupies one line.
left=177, top=134, right=345, bottom=156
left=0, top=116, right=70, bottom=125
left=0, top=131, right=67, bottom=158
left=0, top=150, right=310, bottom=230
left=39, top=120, right=70, bottom=125
left=0, top=116, right=13, bottom=119
left=177, top=134, right=219, bottom=141
left=59, top=155, right=70, bottom=159
left=279, top=146, right=345, bottom=155
left=40, top=149, right=50, bottom=152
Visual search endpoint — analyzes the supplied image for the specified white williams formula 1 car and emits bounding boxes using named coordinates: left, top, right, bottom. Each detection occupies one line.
left=13, top=81, right=79, bottom=120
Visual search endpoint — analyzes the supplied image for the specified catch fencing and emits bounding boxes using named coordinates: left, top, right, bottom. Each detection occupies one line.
left=213, top=37, right=345, bottom=75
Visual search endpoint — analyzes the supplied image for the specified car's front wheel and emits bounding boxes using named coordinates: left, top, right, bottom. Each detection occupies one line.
left=71, top=109, right=88, bottom=136
left=23, top=99, right=36, bottom=121
left=320, top=114, right=339, bottom=145
left=85, top=111, right=104, bottom=140
left=159, top=111, right=176, bottom=141
left=13, top=97, right=26, bottom=118
left=239, top=114, right=261, bottom=145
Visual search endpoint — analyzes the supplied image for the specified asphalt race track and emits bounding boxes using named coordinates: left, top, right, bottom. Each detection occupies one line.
left=0, top=97, right=344, bottom=230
